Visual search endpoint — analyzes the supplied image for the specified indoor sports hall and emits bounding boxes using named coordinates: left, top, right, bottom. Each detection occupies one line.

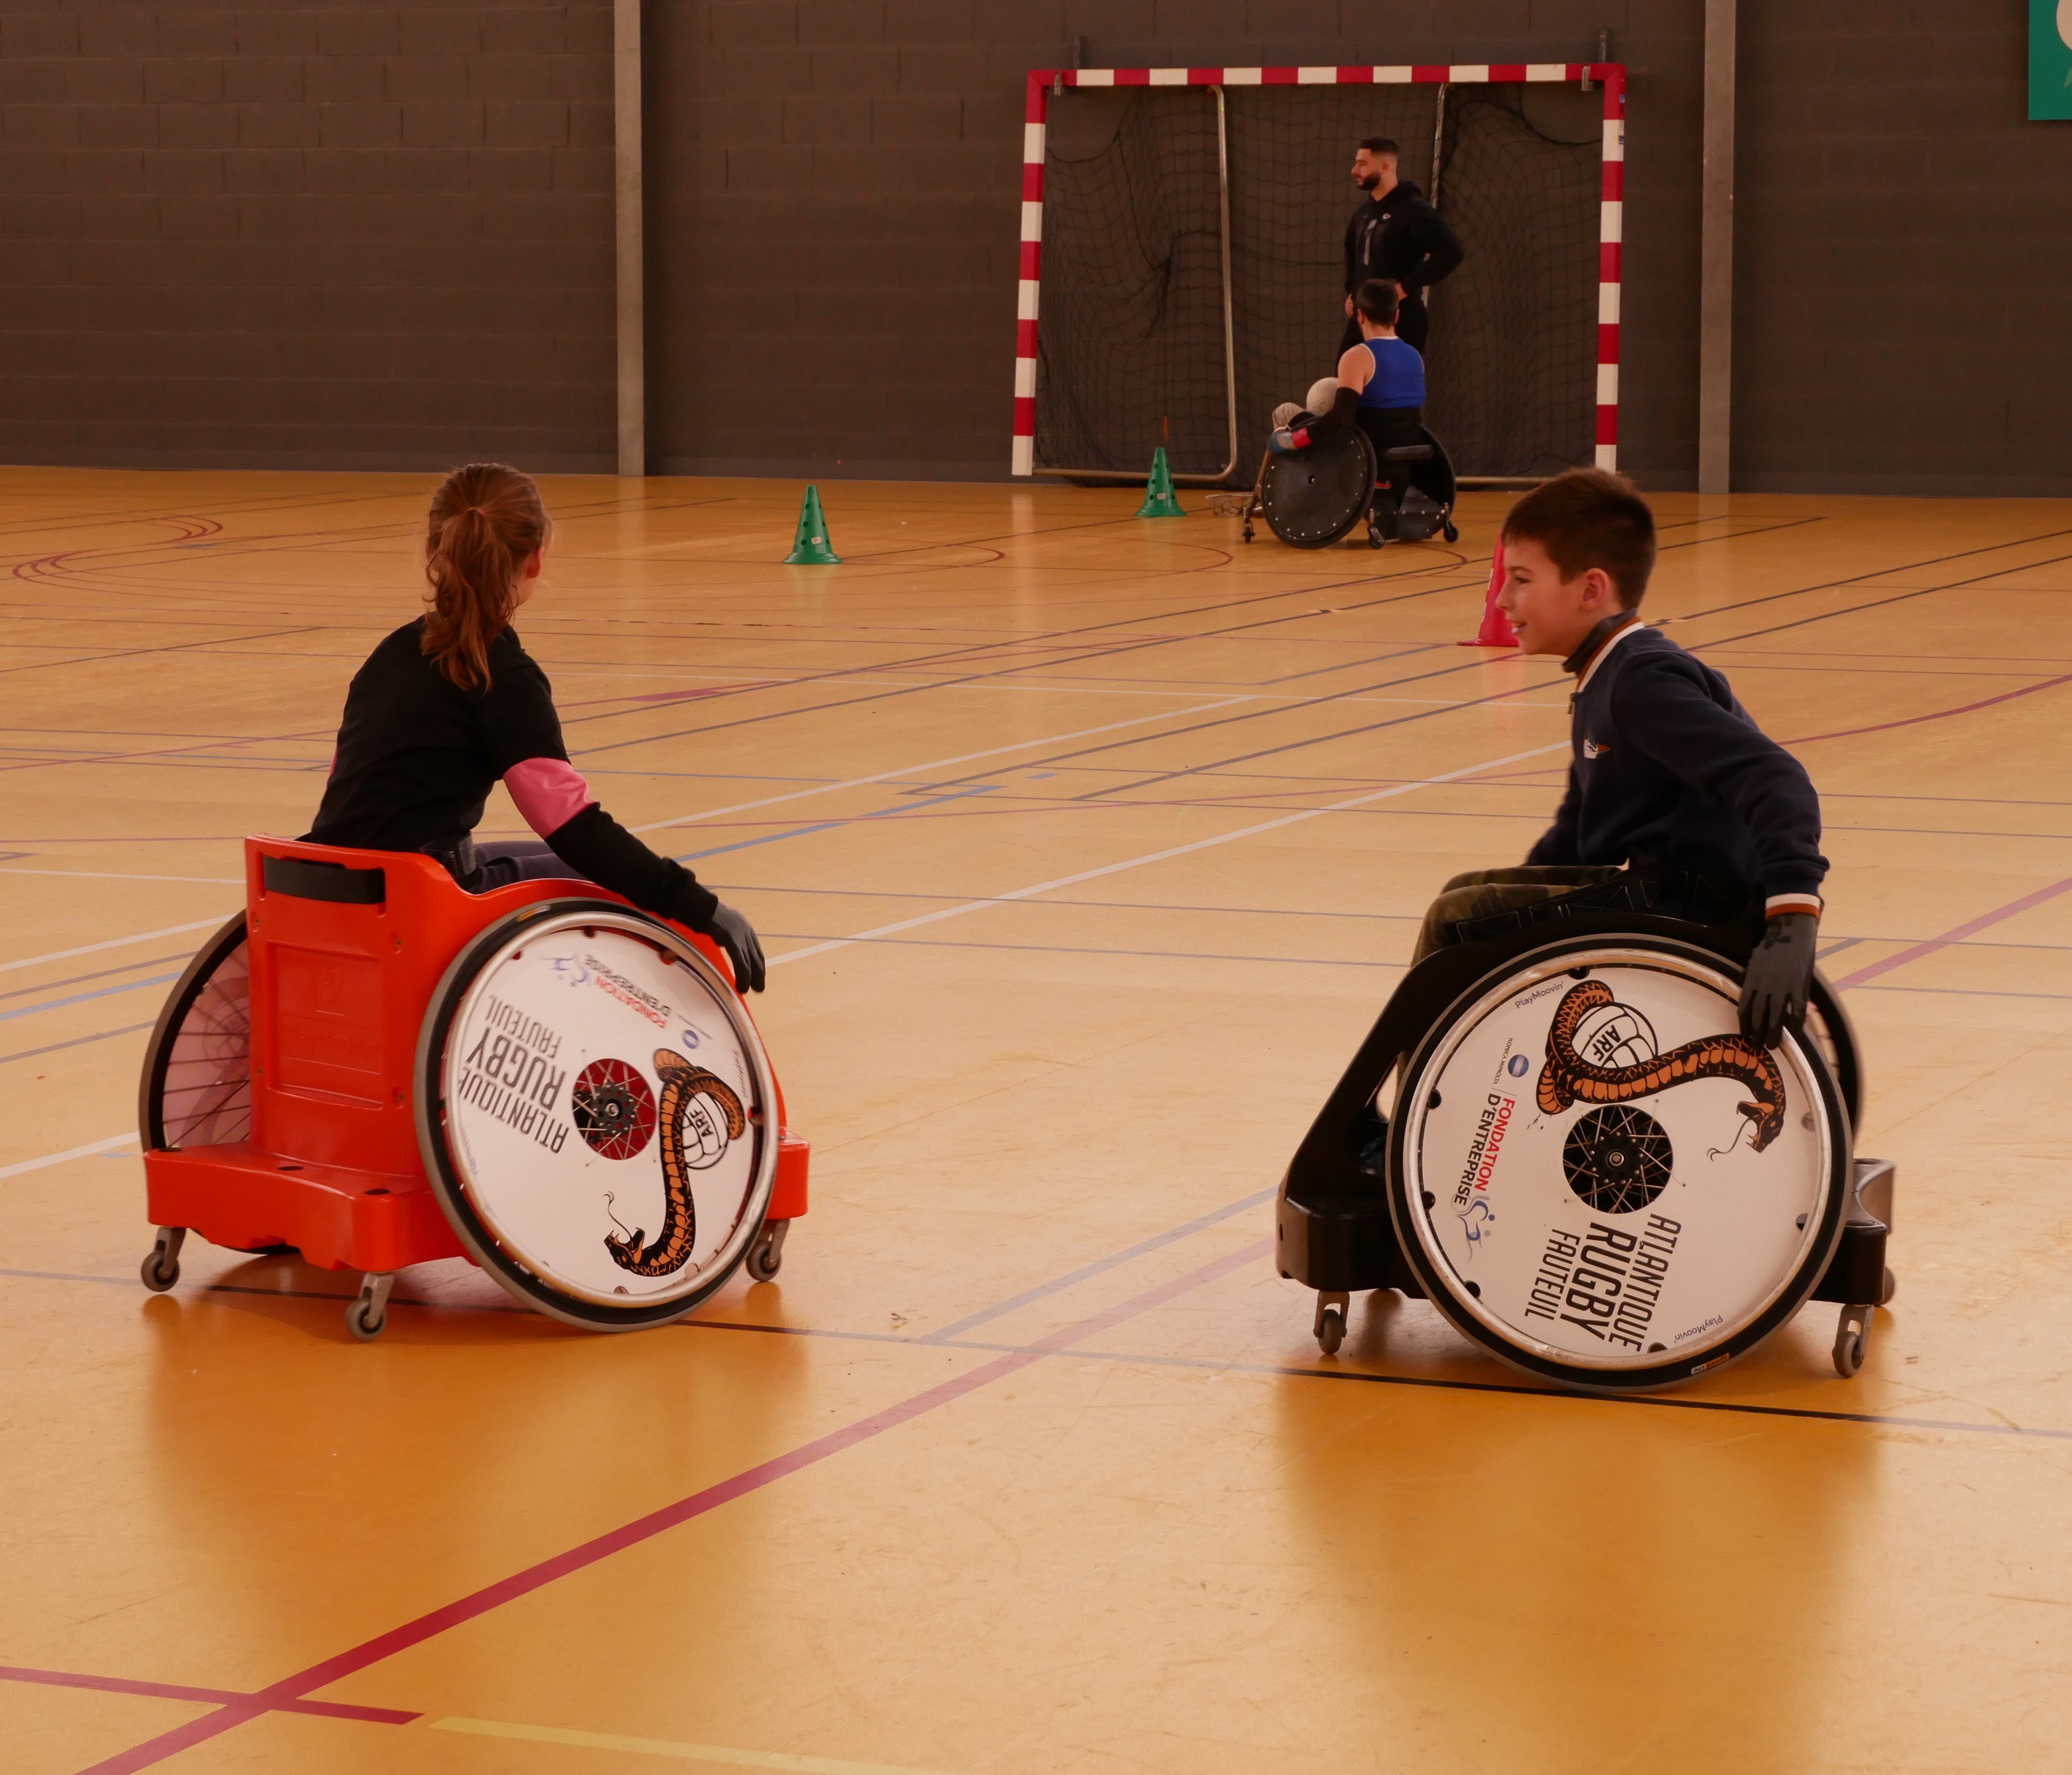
left=4, top=8, right=2069, bottom=1775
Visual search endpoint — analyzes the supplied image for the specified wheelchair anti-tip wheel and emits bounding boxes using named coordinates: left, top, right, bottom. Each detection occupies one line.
left=415, top=900, right=781, bottom=1331
left=1384, top=935, right=1853, bottom=1393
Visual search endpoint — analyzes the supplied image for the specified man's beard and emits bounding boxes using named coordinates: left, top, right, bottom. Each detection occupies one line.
left=1356, top=171, right=1381, bottom=191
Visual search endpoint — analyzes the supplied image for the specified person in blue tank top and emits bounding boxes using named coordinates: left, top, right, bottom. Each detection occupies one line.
left=1268, top=279, right=1424, bottom=461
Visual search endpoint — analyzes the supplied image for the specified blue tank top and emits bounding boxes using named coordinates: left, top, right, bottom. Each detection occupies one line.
left=1358, top=336, right=1425, bottom=410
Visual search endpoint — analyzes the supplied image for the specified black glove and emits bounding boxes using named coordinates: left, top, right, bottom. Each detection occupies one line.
left=1739, top=912, right=1816, bottom=1049
left=1268, top=425, right=1309, bottom=454
left=704, top=901, right=766, bottom=994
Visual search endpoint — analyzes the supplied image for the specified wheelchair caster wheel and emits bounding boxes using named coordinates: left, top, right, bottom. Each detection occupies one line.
left=1241, top=523, right=1254, bottom=543
left=1879, top=1266, right=1896, bottom=1306
left=1442, top=521, right=1459, bottom=543
left=1366, top=529, right=1383, bottom=550
left=1313, top=1290, right=1350, bottom=1356
left=347, top=1273, right=394, bottom=1342
left=745, top=1219, right=789, bottom=1283
left=1832, top=1306, right=1870, bottom=1378
left=140, top=1227, right=185, bottom=1293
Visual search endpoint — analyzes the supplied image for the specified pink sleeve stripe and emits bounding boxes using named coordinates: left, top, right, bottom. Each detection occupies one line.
left=505, top=756, right=596, bottom=838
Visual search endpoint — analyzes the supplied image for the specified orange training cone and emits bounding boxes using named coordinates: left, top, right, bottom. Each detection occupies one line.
left=1459, top=536, right=1519, bottom=648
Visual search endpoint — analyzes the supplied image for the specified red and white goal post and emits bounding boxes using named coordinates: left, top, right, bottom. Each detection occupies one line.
left=1010, top=61, right=1626, bottom=482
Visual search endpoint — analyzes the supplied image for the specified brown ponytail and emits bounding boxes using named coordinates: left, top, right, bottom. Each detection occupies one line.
left=421, top=462, right=550, bottom=691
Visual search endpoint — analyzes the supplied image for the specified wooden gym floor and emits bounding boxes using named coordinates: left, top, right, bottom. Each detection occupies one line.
left=3, top=466, right=2069, bottom=1774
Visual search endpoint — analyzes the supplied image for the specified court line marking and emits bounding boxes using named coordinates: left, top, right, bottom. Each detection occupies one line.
left=0, top=1133, right=136, bottom=1179
left=8, top=1259, right=2070, bottom=1446
left=766, top=741, right=1572, bottom=970
left=430, top=1716, right=962, bottom=1774
left=1834, top=875, right=2072, bottom=989
left=0, top=970, right=179, bottom=1024
left=0, top=917, right=229, bottom=976
left=0, top=1664, right=415, bottom=1726
left=74, top=1240, right=1270, bottom=1775
left=0, top=1020, right=152, bottom=1068
left=0, top=867, right=241, bottom=884
left=625, top=698, right=1251, bottom=833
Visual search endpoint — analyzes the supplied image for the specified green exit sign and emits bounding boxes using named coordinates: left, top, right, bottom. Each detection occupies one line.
left=2036, top=0, right=2072, bottom=118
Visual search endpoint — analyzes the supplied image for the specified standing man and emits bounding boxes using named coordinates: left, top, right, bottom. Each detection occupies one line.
left=1340, top=136, right=1464, bottom=358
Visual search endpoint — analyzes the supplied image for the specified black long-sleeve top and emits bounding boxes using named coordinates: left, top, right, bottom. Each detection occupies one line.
left=306, top=619, right=719, bottom=930
left=1343, top=179, right=1465, bottom=300
left=1526, top=623, right=1827, bottom=915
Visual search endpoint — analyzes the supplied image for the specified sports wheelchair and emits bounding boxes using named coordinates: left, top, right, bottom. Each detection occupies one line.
left=1276, top=896, right=1893, bottom=1392
left=137, top=837, right=809, bottom=1339
left=1233, top=423, right=1460, bottom=551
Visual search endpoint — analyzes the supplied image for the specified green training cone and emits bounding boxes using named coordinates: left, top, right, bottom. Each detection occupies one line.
left=1136, top=446, right=1185, bottom=518
left=785, top=484, right=842, bottom=564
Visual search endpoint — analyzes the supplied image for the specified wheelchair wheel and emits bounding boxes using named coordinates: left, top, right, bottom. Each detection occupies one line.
left=1259, top=430, right=1379, bottom=549
left=414, top=900, right=780, bottom=1331
left=1384, top=934, right=1852, bottom=1393
left=138, top=912, right=252, bottom=1151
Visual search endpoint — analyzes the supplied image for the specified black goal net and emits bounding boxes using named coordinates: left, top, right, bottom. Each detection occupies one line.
left=1032, top=81, right=1603, bottom=483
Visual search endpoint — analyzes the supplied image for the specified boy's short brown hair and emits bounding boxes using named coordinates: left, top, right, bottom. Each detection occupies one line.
left=1353, top=277, right=1400, bottom=326
left=1499, top=468, right=1657, bottom=608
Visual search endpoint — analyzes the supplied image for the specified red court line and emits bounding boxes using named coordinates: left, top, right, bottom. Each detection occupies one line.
left=0, top=1664, right=415, bottom=1725
left=75, top=1238, right=1271, bottom=1775
left=1788, top=671, right=2072, bottom=745
left=1834, top=875, right=2072, bottom=989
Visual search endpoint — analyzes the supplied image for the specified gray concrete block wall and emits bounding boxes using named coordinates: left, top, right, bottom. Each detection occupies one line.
left=0, top=2, right=616, bottom=472
left=646, top=0, right=1709, bottom=483
left=3, top=1, right=2065, bottom=489
left=1735, top=0, right=2072, bottom=494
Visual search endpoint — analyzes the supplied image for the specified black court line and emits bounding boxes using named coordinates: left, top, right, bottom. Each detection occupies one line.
left=6, top=1262, right=2059, bottom=1445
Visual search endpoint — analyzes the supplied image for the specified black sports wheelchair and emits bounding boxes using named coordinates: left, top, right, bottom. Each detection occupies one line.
left=1233, top=421, right=1460, bottom=550
left=1277, top=879, right=1894, bottom=1393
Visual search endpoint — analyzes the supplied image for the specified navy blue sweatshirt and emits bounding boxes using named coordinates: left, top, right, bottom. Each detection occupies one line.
left=1526, top=621, right=1827, bottom=916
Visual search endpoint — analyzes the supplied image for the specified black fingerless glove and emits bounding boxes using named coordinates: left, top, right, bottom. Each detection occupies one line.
left=1739, top=912, right=1817, bottom=1049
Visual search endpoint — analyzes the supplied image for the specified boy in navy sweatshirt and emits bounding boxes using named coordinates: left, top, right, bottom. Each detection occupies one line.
left=1415, top=469, right=1825, bottom=1049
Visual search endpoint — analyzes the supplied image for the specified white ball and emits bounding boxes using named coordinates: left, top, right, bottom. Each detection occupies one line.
left=680, top=1092, right=730, bottom=1169
left=1306, top=376, right=1340, bottom=415
left=1572, top=1001, right=1659, bottom=1071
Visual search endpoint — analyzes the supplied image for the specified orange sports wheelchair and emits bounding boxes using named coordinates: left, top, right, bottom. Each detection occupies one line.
left=137, top=837, right=808, bottom=1339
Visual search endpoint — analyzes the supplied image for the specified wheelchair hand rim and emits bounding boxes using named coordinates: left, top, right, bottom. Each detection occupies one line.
left=415, top=900, right=780, bottom=1331
left=1385, top=934, right=1852, bottom=1393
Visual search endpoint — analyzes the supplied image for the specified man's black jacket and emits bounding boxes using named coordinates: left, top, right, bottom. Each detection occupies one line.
left=1343, top=178, right=1465, bottom=300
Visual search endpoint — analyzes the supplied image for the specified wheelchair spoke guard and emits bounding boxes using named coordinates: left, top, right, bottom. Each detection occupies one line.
left=1259, top=430, right=1378, bottom=549
left=416, top=901, right=779, bottom=1330
left=1385, top=935, right=1851, bottom=1392
left=139, top=912, right=253, bottom=1151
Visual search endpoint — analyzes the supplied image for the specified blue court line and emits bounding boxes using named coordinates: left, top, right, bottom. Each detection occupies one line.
left=671, top=784, right=1001, bottom=864
left=0, top=953, right=187, bottom=1002
left=925, top=1188, right=1277, bottom=1342
left=0, top=972, right=179, bottom=1024
left=1, top=1021, right=152, bottom=1067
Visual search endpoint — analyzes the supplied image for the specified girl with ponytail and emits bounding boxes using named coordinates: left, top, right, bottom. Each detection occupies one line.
left=306, top=462, right=764, bottom=991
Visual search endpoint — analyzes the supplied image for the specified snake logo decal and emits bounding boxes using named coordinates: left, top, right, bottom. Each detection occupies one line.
left=603, top=1050, right=748, bottom=1277
left=1536, top=979, right=1785, bottom=1152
